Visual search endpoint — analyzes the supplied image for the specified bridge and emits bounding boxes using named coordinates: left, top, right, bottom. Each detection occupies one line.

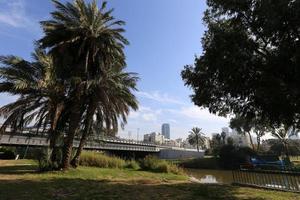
left=0, top=133, right=160, bottom=152
left=0, top=132, right=204, bottom=159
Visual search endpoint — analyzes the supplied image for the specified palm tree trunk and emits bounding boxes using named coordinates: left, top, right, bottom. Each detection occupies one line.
left=61, top=98, right=82, bottom=170
left=62, top=46, right=90, bottom=170
left=50, top=102, right=64, bottom=163
left=71, top=102, right=97, bottom=168
left=256, top=136, right=261, bottom=152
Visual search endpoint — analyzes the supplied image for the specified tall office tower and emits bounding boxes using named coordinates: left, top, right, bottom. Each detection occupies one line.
left=161, top=123, right=170, bottom=139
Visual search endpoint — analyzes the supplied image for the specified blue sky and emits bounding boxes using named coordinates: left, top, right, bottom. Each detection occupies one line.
left=0, top=0, right=229, bottom=140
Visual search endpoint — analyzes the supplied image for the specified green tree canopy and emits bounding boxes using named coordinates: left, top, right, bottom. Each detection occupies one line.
left=182, top=0, right=300, bottom=127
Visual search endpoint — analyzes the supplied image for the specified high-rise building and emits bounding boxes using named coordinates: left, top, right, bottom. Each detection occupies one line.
left=161, top=123, right=170, bottom=139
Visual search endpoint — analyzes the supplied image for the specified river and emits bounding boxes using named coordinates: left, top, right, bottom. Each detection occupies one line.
left=186, top=169, right=300, bottom=192
left=186, top=169, right=233, bottom=184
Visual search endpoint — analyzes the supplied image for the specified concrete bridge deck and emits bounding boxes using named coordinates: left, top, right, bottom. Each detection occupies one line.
left=0, top=134, right=160, bottom=152
left=0, top=133, right=204, bottom=158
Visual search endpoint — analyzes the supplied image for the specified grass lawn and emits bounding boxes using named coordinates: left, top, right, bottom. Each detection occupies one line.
left=291, top=156, right=300, bottom=168
left=0, top=160, right=299, bottom=200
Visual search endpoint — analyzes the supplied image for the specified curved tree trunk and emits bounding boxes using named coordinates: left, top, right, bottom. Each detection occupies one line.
left=256, top=136, right=261, bottom=152
left=247, top=132, right=255, bottom=150
left=71, top=101, right=97, bottom=168
left=61, top=97, right=82, bottom=170
left=50, top=102, right=64, bottom=163
left=63, top=50, right=91, bottom=170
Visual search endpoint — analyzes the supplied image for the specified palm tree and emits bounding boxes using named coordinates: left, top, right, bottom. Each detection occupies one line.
left=271, top=124, right=298, bottom=162
left=38, top=0, right=132, bottom=169
left=188, top=127, right=206, bottom=152
left=70, top=66, right=139, bottom=167
left=0, top=49, right=66, bottom=164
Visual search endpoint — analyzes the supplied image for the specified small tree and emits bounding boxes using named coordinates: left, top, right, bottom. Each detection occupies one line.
left=221, top=131, right=227, bottom=144
left=230, top=116, right=268, bottom=151
left=187, top=127, right=206, bottom=152
left=210, top=134, right=222, bottom=156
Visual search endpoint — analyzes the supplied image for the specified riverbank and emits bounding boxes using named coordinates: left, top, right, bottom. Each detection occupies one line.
left=0, top=160, right=299, bottom=200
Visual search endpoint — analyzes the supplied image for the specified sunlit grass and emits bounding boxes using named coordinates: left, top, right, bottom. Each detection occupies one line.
left=0, top=160, right=299, bottom=200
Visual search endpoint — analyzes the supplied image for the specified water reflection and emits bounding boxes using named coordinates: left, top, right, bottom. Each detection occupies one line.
left=187, top=169, right=300, bottom=192
left=186, top=169, right=233, bottom=184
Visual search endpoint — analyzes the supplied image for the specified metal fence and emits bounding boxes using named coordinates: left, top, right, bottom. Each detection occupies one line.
left=232, top=169, right=300, bottom=193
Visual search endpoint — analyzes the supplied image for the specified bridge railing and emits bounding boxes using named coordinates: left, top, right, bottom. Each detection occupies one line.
left=0, top=134, right=160, bottom=152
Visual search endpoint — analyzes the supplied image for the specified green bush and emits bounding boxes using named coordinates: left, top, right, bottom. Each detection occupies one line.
left=218, top=145, right=257, bottom=169
left=79, top=151, right=126, bottom=168
left=125, top=159, right=140, bottom=170
left=35, top=148, right=54, bottom=171
left=179, top=157, right=220, bottom=169
left=0, top=147, right=16, bottom=160
left=140, top=155, right=184, bottom=174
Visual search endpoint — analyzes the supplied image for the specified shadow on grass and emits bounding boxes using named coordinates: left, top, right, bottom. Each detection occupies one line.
left=0, top=165, right=37, bottom=175
left=0, top=178, right=270, bottom=200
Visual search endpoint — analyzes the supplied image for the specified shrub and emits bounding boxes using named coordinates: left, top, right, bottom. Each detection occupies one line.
left=179, top=157, right=220, bottom=169
left=140, top=155, right=159, bottom=170
left=125, top=159, right=140, bottom=170
left=79, top=151, right=125, bottom=168
left=218, top=145, right=257, bottom=169
left=34, top=148, right=54, bottom=171
left=140, top=155, right=184, bottom=174
left=0, top=147, right=16, bottom=160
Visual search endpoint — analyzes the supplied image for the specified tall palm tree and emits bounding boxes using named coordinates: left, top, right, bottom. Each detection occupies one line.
left=38, top=0, right=132, bottom=169
left=188, top=127, right=206, bottom=152
left=0, top=49, right=66, bottom=164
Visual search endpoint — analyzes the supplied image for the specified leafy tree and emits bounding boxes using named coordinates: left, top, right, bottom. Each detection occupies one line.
left=210, top=133, right=222, bottom=156
left=230, top=115, right=268, bottom=151
left=182, top=0, right=300, bottom=128
left=220, top=131, right=226, bottom=144
left=226, top=137, right=234, bottom=146
left=187, top=127, right=206, bottom=152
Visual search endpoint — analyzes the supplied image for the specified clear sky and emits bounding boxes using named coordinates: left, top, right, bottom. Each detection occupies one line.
left=0, top=0, right=229, bottom=140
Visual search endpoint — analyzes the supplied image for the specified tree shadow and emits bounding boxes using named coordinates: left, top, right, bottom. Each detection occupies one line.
left=0, top=165, right=37, bottom=175
left=0, top=178, right=273, bottom=200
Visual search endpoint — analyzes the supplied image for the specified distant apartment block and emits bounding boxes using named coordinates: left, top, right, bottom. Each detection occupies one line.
left=143, top=132, right=165, bottom=144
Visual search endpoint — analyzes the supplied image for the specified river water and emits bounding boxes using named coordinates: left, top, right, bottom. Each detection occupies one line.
left=186, top=169, right=300, bottom=192
left=186, top=169, right=233, bottom=184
